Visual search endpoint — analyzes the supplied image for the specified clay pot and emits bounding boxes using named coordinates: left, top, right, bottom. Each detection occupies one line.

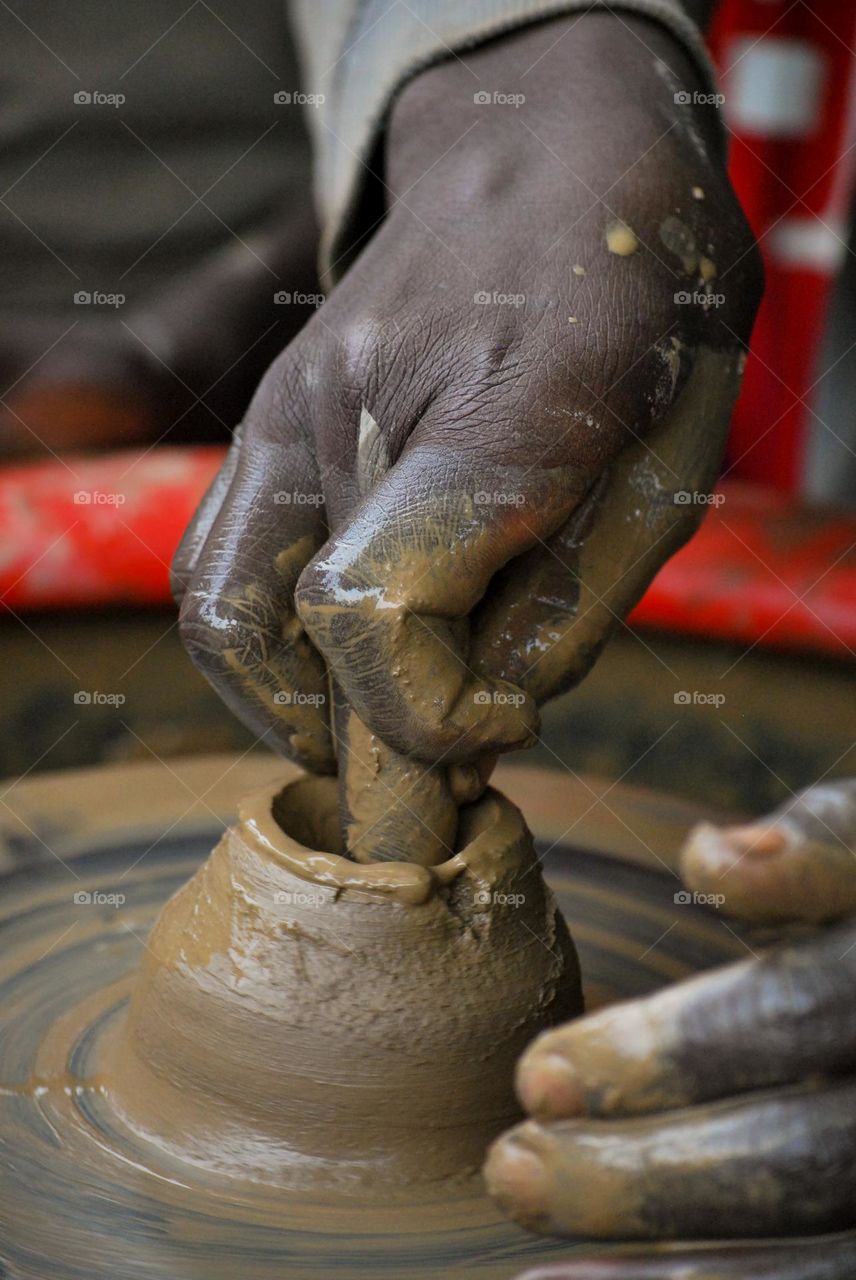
left=105, top=776, right=582, bottom=1195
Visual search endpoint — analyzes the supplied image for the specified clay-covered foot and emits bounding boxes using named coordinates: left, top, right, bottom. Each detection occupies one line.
left=485, top=777, right=856, bottom=1275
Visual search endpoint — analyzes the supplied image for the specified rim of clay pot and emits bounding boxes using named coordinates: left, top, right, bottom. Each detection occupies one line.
left=238, top=774, right=530, bottom=907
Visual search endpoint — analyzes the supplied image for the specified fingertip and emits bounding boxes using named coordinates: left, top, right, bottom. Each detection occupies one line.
left=484, top=1126, right=550, bottom=1231
left=474, top=678, right=540, bottom=754
left=517, top=1050, right=585, bottom=1121
left=683, top=818, right=792, bottom=874
left=719, top=821, right=790, bottom=858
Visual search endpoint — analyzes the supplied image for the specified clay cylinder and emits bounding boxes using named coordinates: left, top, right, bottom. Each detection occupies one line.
left=105, top=776, right=583, bottom=1195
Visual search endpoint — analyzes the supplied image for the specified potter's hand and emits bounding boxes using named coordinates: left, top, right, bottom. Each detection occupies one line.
left=488, top=778, right=856, bottom=1279
left=173, top=13, right=761, bottom=774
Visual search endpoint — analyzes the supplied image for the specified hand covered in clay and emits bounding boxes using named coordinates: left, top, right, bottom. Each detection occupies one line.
left=488, top=778, right=856, bottom=1280
left=174, top=14, right=761, bottom=787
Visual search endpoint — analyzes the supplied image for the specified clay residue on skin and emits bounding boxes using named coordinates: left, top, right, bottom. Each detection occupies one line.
left=698, top=254, right=717, bottom=283
left=651, top=335, right=688, bottom=414
left=214, top=533, right=334, bottom=774
left=103, top=777, right=583, bottom=1195
left=485, top=1114, right=648, bottom=1239
left=296, top=461, right=584, bottom=767
left=487, top=1081, right=856, bottom=1241
left=470, top=347, right=745, bottom=706
left=659, top=215, right=698, bottom=274
left=335, top=705, right=458, bottom=868
left=682, top=779, right=856, bottom=924
left=516, top=984, right=684, bottom=1120
left=605, top=221, right=639, bottom=256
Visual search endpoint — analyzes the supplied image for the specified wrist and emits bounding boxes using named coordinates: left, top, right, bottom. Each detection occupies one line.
left=388, top=11, right=723, bottom=193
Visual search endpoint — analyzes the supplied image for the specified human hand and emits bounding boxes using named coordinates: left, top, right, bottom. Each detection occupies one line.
left=174, top=14, right=761, bottom=790
left=486, top=779, right=856, bottom=1279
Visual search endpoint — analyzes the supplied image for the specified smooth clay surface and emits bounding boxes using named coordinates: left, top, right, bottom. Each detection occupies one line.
left=103, top=776, right=583, bottom=1196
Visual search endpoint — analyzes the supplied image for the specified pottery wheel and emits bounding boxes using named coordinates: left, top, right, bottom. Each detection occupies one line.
left=0, top=757, right=746, bottom=1280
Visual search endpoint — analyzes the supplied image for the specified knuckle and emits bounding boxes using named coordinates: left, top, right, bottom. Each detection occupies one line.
left=177, top=593, right=223, bottom=678
left=295, top=553, right=383, bottom=654
left=293, top=560, right=339, bottom=645
left=247, top=343, right=320, bottom=441
left=177, top=589, right=236, bottom=678
left=333, top=315, right=389, bottom=407
left=178, top=577, right=272, bottom=682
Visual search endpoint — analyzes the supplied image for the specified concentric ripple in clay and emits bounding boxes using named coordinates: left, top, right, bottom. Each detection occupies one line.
left=103, top=776, right=584, bottom=1194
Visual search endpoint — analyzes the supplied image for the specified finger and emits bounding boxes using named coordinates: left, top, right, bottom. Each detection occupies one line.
left=296, top=445, right=588, bottom=764
left=171, top=426, right=244, bottom=605
left=178, top=385, right=334, bottom=774
left=515, top=1231, right=856, bottom=1279
left=332, top=693, right=459, bottom=866
left=470, top=346, right=744, bottom=703
left=485, top=1077, right=856, bottom=1240
left=515, top=917, right=856, bottom=1120
left=682, top=779, right=856, bottom=925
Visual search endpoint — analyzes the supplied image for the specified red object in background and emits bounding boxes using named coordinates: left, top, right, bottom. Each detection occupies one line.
left=708, top=1, right=856, bottom=493
left=0, top=447, right=222, bottom=611
left=1, top=450, right=854, bottom=660
left=627, top=484, right=856, bottom=658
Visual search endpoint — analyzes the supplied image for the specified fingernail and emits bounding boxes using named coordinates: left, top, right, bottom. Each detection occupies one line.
left=726, top=822, right=789, bottom=857
left=517, top=1051, right=583, bottom=1119
left=484, top=1132, right=549, bottom=1228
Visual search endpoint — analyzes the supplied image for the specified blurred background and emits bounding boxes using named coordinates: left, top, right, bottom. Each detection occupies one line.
left=0, top=0, right=854, bottom=817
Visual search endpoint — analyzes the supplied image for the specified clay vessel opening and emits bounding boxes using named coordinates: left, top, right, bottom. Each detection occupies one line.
left=103, top=777, right=583, bottom=1197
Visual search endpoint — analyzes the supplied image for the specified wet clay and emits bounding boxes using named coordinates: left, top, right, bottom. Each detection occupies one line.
left=0, top=756, right=750, bottom=1279
left=103, top=776, right=583, bottom=1194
